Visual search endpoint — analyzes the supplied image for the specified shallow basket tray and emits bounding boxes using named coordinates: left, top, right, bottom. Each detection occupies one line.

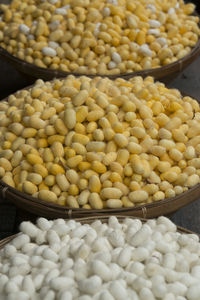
left=1, top=82, right=200, bottom=219
left=0, top=12, right=200, bottom=84
left=0, top=215, right=198, bottom=248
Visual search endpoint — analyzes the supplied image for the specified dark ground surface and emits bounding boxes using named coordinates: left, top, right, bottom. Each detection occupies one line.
left=1, top=0, right=200, bottom=238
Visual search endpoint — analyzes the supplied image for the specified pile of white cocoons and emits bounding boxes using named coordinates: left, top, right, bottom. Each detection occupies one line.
left=0, top=216, right=200, bottom=300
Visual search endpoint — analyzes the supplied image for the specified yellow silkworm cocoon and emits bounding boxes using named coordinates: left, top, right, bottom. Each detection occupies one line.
left=102, top=152, right=117, bottom=166
left=186, top=173, right=200, bottom=187
left=127, top=142, right=142, bottom=154
left=51, top=142, right=64, bottom=157
left=56, top=174, right=69, bottom=192
left=86, top=141, right=105, bottom=152
left=26, top=154, right=43, bottom=165
left=88, top=193, right=103, bottom=209
left=38, top=190, right=57, bottom=203
left=44, top=175, right=55, bottom=187
left=151, top=145, right=166, bottom=157
left=78, top=161, right=91, bottom=172
left=161, top=171, right=178, bottom=183
left=114, top=133, right=128, bottom=148
left=0, top=157, right=12, bottom=171
left=184, top=146, right=196, bottom=160
left=72, top=90, right=88, bottom=106
left=169, top=149, right=183, bottom=161
left=76, top=106, right=88, bottom=123
left=128, top=190, right=148, bottom=203
left=101, top=187, right=122, bottom=199
left=106, top=199, right=123, bottom=208
left=77, top=190, right=90, bottom=206
left=23, top=180, right=38, bottom=195
left=89, top=175, right=101, bottom=193
left=66, top=169, right=79, bottom=184
left=152, top=191, right=165, bottom=201
left=64, top=108, right=76, bottom=129
left=68, top=184, right=79, bottom=196
left=144, top=184, right=159, bottom=195
left=27, top=173, right=43, bottom=185
left=2, top=175, right=15, bottom=188
left=158, top=128, right=172, bottom=140
left=67, top=155, right=83, bottom=168
left=91, top=161, right=107, bottom=174
left=116, top=149, right=129, bottom=166
left=73, top=133, right=90, bottom=145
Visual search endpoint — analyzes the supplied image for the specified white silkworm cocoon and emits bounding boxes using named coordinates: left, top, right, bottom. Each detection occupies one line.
left=131, top=225, right=152, bottom=247
left=12, top=234, right=30, bottom=249
left=48, top=41, right=59, bottom=49
left=168, top=282, right=187, bottom=296
left=108, top=61, right=117, bottom=70
left=45, top=269, right=60, bottom=284
left=49, top=20, right=60, bottom=31
left=42, top=47, right=57, bottom=57
left=91, top=260, right=112, bottom=282
left=149, top=20, right=161, bottom=28
left=146, top=4, right=156, bottom=12
left=3, top=244, right=17, bottom=257
left=22, top=275, right=35, bottom=295
left=111, top=53, right=122, bottom=64
left=117, top=247, right=132, bottom=267
left=109, top=281, right=128, bottom=300
left=59, top=291, right=73, bottom=300
left=103, top=7, right=110, bottom=17
left=139, top=287, right=155, bottom=300
left=42, top=248, right=59, bottom=262
left=19, top=24, right=30, bottom=35
left=168, top=8, right=176, bottom=14
left=1, top=216, right=200, bottom=299
left=148, top=29, right=160, bottom=36
left=162, top=253, right=176, bottom=269
left=99, top=290, right=115, bottom=300
left=55, top=8, right=67, bottom=15
left=46, top=230, right=60, bottom=245
left=92, top=251, right=111, bottom=264
left=78, top=275, right=102, bottom=295
left=20, top=221, right=39, bottom=238
left=139, top=44, right=152, bottom=57
left=50, top=277, right=74, bottom=291
left=187, top=283, right=200, bottom=300
left=132, top=277, right=152, bottom=292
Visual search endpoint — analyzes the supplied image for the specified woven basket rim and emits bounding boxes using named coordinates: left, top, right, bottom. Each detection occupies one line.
left=0, top=215, right=198, bottom=246
left=0, top=10, right=200, bottom=80
left=1, top=80, right=200, bottom=218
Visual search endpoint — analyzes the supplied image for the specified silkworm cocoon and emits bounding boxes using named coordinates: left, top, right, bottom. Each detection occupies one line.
left=131, top=225, right=152, bottom=247
left=132, top=247, right=150, bottom=262
left=90, top=260, right=112, bottom=282
left=19, top=221, right=39, bottom=238
left=109, top=281, right=128, bottom=300
left=46, top=230, right=60, bottom=245
left=50, top=277, right=74, bottom=291
left=78, top=276, right=102, bottom=295
left=117, top=247, right=132, bottom=267
left=11, top=234, right=30, bottom=249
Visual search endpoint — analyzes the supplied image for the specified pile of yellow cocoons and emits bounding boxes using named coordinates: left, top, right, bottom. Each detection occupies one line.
left=0, top=75, right=200, bottom=209
left=0, top=0, right=199, bottom=75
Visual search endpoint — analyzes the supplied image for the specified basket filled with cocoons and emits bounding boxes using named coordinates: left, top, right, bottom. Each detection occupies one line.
left=0, top=0, right=200, bottom=83
left=0, top=215, right=200, bottom=299
left=1, top=75, right=200, bottom=218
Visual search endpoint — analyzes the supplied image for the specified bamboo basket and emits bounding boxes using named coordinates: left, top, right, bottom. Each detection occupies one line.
left=0, top=80, right=200, bottom=219
left=0, top=216, right=197, bottom=247
left=0, top=39, right=200, bottom=84
left=0, top=8, right=200, bottom=85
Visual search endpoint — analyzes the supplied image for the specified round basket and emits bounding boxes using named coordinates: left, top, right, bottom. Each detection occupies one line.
left=1, top=81, right=200, bottom=219
left=0, top=215, right=197, bottom=247
left=0, top=10, right=200, bottom=84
